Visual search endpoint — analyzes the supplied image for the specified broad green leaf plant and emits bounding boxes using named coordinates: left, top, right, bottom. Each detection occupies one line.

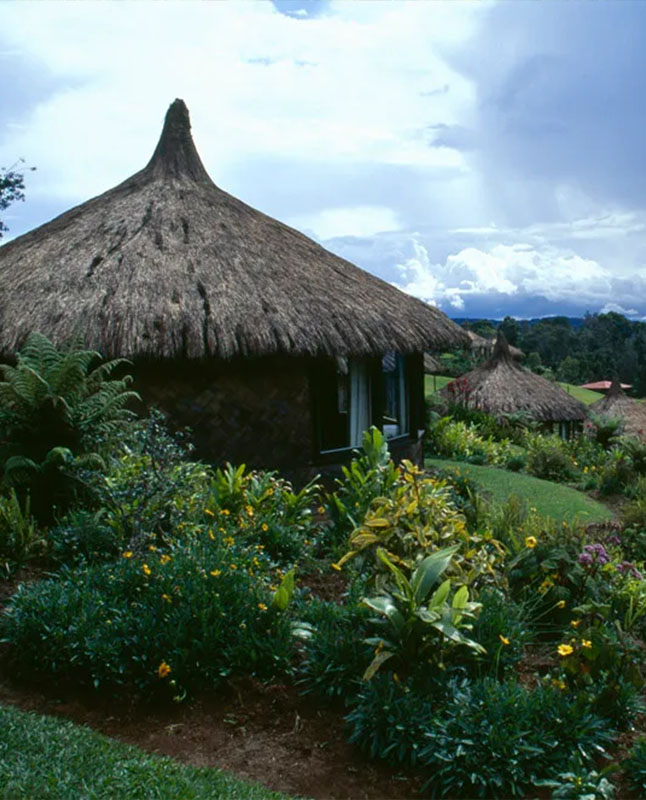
left=362, top=546, right=485, bottom=679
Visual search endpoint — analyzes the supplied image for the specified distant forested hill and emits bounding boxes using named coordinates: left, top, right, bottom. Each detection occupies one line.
left=450, top=312, right=646, bottom=396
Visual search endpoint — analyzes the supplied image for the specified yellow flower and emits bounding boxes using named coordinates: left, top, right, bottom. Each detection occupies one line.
left=122, top=551, right=133, bottom=559
left=257, top=602, right=268, bottom=612
left=229, top=563, right=238, bottom=570
left=210, top=569, right=222, bottom=577
left=223, top=536, right=235, bottom=546
left=160, top=554, right=171, bottom=565
left=570, top=620, right=581, bottom=628
left=525, top=536, right=538, bottom=549
left=246, top=505, right=254, bottom=517
left=148, top=545, right=157, bottom=552
left=208, top=530, right=215, bottom=541
left=261, top=523, right=269, bottom=532
left=142, top=563, right=152, bottom=576
left=581, top=639, right=592, bottom=649
left=162, top=593, right=172, bottom=603
left=267, top=488, right=274, bottom=496
left=556, top=600, right=566, bottom=609
left=204, top=508, right=215, bottom=517
left=331, top=562, right=342, bottom=571
left=499, top=635, right=510, bottom=646
left=221, top=508, right=230, bottom=516
left=558, top=644, right=574, bottom=657
left=317, top=506, right=326, bottom=514
left=157, top=661, right=171, bottom=679
left=552, top=678, right=566, bottom=691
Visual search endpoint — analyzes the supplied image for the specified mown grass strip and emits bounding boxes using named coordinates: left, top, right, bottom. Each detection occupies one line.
left=426, top=457, right=613, bottom=525
left=0, top=704, right=291, bottom=800
left=557, top=382, right=604, bottom=405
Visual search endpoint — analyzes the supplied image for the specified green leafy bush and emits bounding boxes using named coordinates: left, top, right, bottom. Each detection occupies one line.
left=470, top=587, right=531, bottom=678
left=47, top=508, right=123, bottom=567
left=323, top=427, right=400, bottom=549
left=207, top=463, right=320, bottom=563
left=526, top=434, right=575, bottom=483
left=0, top=489, right=42, bottom=571
left=347, top=676, right=613, bottom=798
left=294, top=597, right=371, bottom=702
left=1, top=533, right=292, bottom=699
left=0, top=332, right=140, bottom=521
left=623, top=737, right=646, bottom=795
left=427, top=417, right=512, bottom=465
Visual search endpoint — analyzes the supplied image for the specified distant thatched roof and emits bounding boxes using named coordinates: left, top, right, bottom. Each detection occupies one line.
left=440, top=333, right=586, bottom=422
left=0, top=99, right=468, bottom=361
left=466, top=330, right=524, bottom=360
left=590, top=379, right=646, bottom=437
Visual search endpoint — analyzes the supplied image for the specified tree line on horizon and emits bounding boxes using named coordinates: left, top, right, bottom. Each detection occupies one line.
left=444, top=312, right=646, bottom=397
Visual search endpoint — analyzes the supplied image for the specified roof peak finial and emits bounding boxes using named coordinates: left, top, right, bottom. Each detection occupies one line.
left=145, top=99, right=211, bottom=182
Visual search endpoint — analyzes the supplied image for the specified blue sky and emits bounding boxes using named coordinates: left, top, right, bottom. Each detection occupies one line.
left=1, top=0, right=645, bottom=320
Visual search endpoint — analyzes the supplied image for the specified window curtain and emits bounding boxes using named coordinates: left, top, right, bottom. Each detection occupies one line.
left=349, top=360, right=371, bottom=447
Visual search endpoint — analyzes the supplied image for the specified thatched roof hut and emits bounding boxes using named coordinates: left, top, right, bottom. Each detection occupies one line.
left=466, top=330, right=524, bottom=361
left=0, top=99, right=466, bottom=361
left=0, top=99, right=468, bottom=475
left=590, top=378, right=646, bottom=438
left=440, top=333, right=586, bottom=431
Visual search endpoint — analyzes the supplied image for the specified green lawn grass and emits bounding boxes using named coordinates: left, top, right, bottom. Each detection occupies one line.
left=557, top=382, right=604, bottom=405
left=0, top=704, right=290, bottom=800
left=424, top=374, right=453, bottom=396
left=426, top=457, right=613, bottom=525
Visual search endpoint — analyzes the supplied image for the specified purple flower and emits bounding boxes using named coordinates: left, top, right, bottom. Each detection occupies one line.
left=617, top=561, right=643, bottom=580
left=605, top=534, right=622, bottom=546
left=578, top=552, right=594, bottom=567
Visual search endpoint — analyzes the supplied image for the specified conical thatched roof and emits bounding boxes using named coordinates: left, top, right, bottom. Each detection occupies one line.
left=590, top=378, right=646, bottom=437
left=0, top=99, right=468, bottom=361
left=440, top=332, right=587, bottom=422
left=466, top=330, right=523, bottom=360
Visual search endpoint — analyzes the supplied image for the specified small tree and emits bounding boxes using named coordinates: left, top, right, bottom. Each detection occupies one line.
left=0, top=159, right=35, bottom=239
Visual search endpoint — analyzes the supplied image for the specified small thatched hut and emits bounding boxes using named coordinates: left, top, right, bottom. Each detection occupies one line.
left=440, top=333, right=587, bottom=436
left=0, top=99, right=468, bottom=477
left=589, top=379, right=646, bottom=439
left=467, top=330, right=524, bottom=361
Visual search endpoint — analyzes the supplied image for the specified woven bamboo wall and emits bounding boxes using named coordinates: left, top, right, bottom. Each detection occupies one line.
left=134, top=356, right=313, bottom=471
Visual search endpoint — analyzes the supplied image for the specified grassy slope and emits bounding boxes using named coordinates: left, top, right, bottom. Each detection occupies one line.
left=426, top=457, right=613, bottom=525
left=425, top=375, right=604, bottom=406
left=557, top=382, right=604, bottom=405
left=0, top=705, right=289, bottom=800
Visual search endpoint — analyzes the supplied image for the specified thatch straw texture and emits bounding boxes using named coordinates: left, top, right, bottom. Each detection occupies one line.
left=467, top=330, right=523, bottom=360
left=0, top=99, right=468, bottom=361
left=440, top=333, right=587, bottom=422
left=590, top=379, right=646, bottom=437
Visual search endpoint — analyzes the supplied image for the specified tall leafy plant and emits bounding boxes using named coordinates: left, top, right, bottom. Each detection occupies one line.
left=0, top=332, right=140, bottom=520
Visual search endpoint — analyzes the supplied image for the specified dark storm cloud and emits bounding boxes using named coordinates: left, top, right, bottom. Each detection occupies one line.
left=450, top=0, right=646, bottom=218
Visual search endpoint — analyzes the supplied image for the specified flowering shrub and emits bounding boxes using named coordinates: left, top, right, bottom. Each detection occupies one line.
left=1, top=532, right=292, bottom=699
left=207, top=463, right=320, bottom=563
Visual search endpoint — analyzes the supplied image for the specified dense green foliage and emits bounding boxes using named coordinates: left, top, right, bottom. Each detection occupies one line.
left=3, top=338, right=646, bottom=797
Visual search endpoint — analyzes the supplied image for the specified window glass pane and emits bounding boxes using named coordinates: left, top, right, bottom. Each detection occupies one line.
left=382, top=352, right=408, bottom=439
left=315, top=357, right=371, bottom=452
